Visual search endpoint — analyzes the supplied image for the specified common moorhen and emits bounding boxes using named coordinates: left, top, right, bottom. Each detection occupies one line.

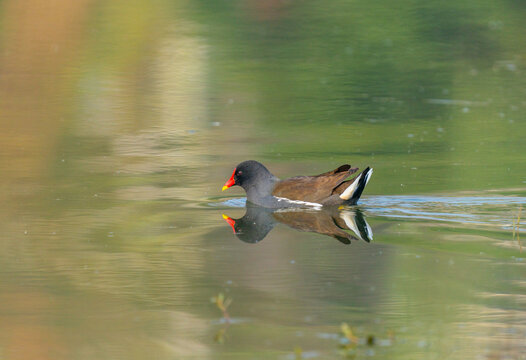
left=222, top=160, right=372, bottom=208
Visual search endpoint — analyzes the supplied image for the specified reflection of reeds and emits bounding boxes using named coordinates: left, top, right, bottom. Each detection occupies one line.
left=513, top=206, right=522, bottom=253
left=214, top=324, right=230, bottom=344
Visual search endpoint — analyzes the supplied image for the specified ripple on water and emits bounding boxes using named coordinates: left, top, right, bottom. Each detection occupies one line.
left=360, top=195, right=525, bottom=231
left=212, top=194, right=525, bottom=231
left=209, top=198, right=247, bottom=208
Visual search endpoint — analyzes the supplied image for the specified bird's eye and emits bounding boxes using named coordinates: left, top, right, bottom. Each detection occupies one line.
left=238, top=171, right=243, bottom=175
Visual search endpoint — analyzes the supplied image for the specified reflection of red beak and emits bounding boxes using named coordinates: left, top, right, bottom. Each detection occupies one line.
left=222, top=214, right=236, bottom=233
left=222, top=169, right=236, bottom=191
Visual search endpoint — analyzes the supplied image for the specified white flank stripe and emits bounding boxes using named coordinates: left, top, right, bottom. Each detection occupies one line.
left=275, top=197, right=323, bottom=209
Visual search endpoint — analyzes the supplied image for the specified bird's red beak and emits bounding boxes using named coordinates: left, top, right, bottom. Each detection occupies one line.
left=222, top=169, right=236, bottom=191
left=222, top=214, right=236, bottom=233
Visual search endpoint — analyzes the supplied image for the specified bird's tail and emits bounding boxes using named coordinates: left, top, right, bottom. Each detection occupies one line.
left=338, top=167, right=373, bottom=204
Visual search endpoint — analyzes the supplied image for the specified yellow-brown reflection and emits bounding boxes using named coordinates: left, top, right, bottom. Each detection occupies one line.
left=0, top=1, right=215, bottom=359
left=0, top=2, right=92, bottom=358
left=0, top=288, right=67, bottom=360
left=0, top=0, right=91, bottom=191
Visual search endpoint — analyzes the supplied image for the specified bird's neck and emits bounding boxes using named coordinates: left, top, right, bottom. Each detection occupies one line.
left=244, top=175, right=279, bottom=204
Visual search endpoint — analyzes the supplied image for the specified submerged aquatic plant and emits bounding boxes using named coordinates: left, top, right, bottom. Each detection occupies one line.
left=340, top=323, right=359, bottom=345
left=211, top=292, right=232, bottom=321
left=338, top=322, right=359, bottom=357
left=338, top=323, right=395, bottom=357
left=211, top=292, right=233, bottom=344
left=513, top=206, right=522, bottom=252
left=294, top=346, right=302, bottom=359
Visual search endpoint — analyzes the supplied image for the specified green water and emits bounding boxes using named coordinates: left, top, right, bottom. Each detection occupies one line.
left=0, top=1, right=525, bottom=359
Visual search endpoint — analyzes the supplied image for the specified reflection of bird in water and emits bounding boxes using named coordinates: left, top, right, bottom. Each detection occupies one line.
left=222, top=205, right=372, bottom=245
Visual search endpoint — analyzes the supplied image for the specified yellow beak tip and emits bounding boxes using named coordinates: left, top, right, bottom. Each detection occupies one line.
left=222, top=186, right=228, bottom=191
left=222, top=214, right=229, bottom=220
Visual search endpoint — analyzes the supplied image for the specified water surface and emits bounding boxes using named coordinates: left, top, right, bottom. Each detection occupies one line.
left=0, top=1, right=525, bottom=359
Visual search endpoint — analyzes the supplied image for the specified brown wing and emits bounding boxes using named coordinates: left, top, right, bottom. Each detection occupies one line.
left=272, top=165, right=358, bottom=203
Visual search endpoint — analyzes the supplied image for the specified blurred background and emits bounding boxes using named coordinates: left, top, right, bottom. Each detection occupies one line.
left=0, top=0, right=524, bottom=359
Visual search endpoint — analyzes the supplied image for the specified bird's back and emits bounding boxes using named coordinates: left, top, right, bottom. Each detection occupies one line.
left=271, top=165, right=358, bottom=203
